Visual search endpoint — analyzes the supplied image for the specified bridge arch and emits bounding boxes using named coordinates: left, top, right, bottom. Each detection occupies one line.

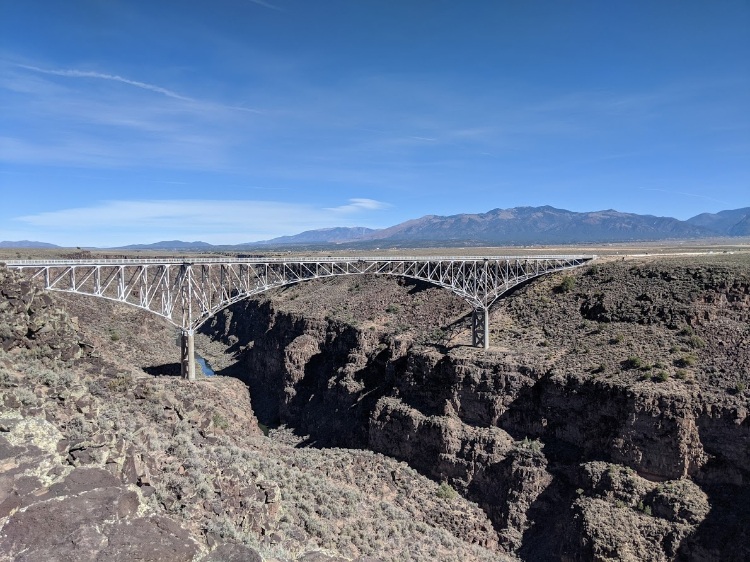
left=185, top=270, right=481, bottom=332
left=3, top=255, right=595, bottom=378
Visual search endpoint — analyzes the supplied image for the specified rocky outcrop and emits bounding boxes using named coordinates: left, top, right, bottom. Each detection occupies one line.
left=0, top=366, right=275, bottom=561
left=0, top=415, right=202, bottom=562
left=0, top=268, right=85, bottom=360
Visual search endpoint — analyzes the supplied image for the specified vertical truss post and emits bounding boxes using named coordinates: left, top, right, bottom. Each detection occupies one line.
left=472, top=306, right=490, bottom=350
left=180, top=329, right=196, bottom=381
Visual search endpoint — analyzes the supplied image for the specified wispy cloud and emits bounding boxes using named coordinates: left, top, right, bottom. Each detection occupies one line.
left=0, top=134, right=228, bottom=170
left=247, top=0, right=282, bottom=10
left=15, top=63, right=262, bottom=114
left=17, top=64, right=192, bottom=101
left=637, top=188, right=730, bottom=205
left=326, top=198, right=391, bottom=213
left=11, top=199, right=391, bottom=246
left=3, top=56, right=745, bottom=210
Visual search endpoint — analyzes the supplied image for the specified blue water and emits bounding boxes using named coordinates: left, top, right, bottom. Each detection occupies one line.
left=196, top=355, right=215, bottom=377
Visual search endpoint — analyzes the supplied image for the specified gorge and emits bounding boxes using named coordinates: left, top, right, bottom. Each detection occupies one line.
left=1, top=253, right=749, bottom=561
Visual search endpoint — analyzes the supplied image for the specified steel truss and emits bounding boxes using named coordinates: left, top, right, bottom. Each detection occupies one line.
left=4, top=255, right=595, bottom=376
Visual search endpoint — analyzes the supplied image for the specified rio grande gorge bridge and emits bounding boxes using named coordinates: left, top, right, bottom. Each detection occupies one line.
left=3, top=255, right=594, bottom=380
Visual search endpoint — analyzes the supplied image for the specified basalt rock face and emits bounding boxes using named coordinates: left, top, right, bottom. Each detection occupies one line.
left=0, top=268, right=85, bottom=361
left=202, top=257, right=750, bottom=561
left=0, top=416, right=202, bottom=562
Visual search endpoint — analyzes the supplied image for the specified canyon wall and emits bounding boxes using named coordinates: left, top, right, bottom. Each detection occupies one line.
left=201, top=257, right=750, bottom=560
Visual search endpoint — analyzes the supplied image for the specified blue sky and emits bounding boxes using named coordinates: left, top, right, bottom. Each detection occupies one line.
left=1, top=0, right=748, bottom=246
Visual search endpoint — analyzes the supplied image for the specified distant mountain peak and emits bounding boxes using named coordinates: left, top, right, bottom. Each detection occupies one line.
left=251, top=226, right=376, bottom=246
left=687, top=207, right=750, bottom=236
left=114, top=240, right=214, bottom=250
left=0, top=240, right=60, bottom=249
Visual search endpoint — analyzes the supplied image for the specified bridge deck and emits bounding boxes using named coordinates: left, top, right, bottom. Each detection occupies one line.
left=2, top=255, right=594, bottom=267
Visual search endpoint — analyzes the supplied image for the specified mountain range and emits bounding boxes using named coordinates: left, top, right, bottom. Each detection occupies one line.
left=2, top=205, right=748, bottom=250
left=116, top=240, right=215, bottom=251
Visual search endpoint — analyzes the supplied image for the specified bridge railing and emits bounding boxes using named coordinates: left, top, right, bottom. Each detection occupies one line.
left=2, top=255, right=596, bottom=267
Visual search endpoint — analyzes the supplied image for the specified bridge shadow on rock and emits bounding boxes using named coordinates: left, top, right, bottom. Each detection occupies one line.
left=143, top=363, right=183, bottom=377
left=515, top=461, right=584, bottom=561
left=404, top=277, right=434, bottom=295
left=675, top=461, right=750, bottom=560
left=285, top=329, right=395, bottom=449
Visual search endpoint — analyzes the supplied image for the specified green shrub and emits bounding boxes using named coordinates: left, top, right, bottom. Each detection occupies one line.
left=15, top=387, right=39, bottom=406
left=107, top=374, right=131, bottom=392
left=436, top=483, right=458, bottom=501
left=652, top=371, right=670, bottom=382
left=212, top=413, right=229, bottom=430
left=637, top=501, right=652, bottom=516
left=518, top=437, right=543, bottom=453
left=687, top=335, right=705, bottom=349
left=34, top=368, right=59, bottom=387
left=557, top=276, right=576, bottom=293
left=0, top=368, right=14, bottom=387
left=675, top=354, right=697, bottom=368
left=624, top=356, right=643, bottom=370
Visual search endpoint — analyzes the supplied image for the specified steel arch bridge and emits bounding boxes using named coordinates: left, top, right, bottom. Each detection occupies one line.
left=3, top=255, right=595, bottom=379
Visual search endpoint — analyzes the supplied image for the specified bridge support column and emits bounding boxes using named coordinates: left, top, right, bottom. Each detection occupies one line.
left=472, top=307, right=490, bottom=350
left=180, top=329, right=196, bottom=381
